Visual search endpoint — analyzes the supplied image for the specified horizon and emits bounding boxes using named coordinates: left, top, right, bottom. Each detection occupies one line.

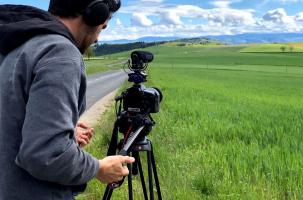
left=1, top=0, right=303, bottom=41
left=97, top=32, right=303, bottom=43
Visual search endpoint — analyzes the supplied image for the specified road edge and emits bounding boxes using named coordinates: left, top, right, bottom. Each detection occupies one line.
left=79, top=90, right=118, bottom=127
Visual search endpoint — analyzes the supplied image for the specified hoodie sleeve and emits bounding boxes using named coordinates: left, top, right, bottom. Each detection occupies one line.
left=15, top=40, right=99, bottom=185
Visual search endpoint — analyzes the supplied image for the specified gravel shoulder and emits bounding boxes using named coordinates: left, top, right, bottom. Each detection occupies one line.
left=79, top=90, right=117, bottom=127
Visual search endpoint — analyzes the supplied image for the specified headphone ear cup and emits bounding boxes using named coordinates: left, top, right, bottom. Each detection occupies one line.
left=83, top=2, right=110, bottom=26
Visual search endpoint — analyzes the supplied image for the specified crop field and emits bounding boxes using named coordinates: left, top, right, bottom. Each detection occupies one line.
left=239, top=43, right=303, bottom=53
left=291, top=43, right=303, bottom=48
left=78, top=44, right=303, bottom=200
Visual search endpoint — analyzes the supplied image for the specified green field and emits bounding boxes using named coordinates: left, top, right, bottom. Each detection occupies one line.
left=78, top=44, right=303, bottom=200
left=84, top=56, right=126, bottom=75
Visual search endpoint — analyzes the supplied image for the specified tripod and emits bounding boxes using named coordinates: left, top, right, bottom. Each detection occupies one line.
left=102, top=135, right=162, bottom=200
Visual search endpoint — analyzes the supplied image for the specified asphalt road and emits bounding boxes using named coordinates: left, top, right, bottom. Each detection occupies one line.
left=86, top=70, right=128, bottom=109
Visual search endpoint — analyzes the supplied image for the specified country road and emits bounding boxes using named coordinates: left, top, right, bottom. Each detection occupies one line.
left=86, top=70, right=128, bottom=109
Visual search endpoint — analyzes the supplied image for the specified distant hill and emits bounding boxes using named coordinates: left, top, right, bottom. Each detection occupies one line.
left=94, top=41, right=164, bottom=56
left=101, top=33, right=303, bottom=45
left=206, top=33, right=303, bottom=44
left=93, top=33, right=303, bottom=56
left=100, top=36, right=180, bottom=44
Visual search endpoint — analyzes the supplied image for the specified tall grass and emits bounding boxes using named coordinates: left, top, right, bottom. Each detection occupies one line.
left=78, top=45, right=303, bottom=199
left=147, top=66, right=303, bottom=199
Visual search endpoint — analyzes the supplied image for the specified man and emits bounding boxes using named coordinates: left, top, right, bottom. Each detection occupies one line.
left=0, top=0, right=134, bottom=199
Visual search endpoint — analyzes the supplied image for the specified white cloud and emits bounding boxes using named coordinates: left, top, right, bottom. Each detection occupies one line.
left=100, top=22, right=259, bottom=41
left=116, top=18, right=122, bottom=26
left=278, top=0, right=303, bottom=3
left=101, top=1, right=303, bottom=41
left=261, top=8, right=299, bottom=32
left=121, top=3, right=255, bottom=27
left=251, top=0, right=303, bottom=15
left=211, top=1, right=231, bottom=8
left=160, top=11, right=183, bottom=25
left=262, top=0, right=303, bottom=4
left=210, top=0, right=243, bottom=8
left=207, top=8, right=256, bottom=26
left=120, top=3, right=163, bottom=16
left=159, top=5, right=206, bottom=25
left=295, top=12, right=303, bottom=23
left=263, top=8, right=290, bottom=23
left=173, top=5, right=206, bottom=16
left=131, top=13, right=153, bottom=26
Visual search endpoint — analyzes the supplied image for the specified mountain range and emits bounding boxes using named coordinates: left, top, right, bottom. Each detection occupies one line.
left=101, top=33, right=303, bottom=44
left=101, top=36, right=179, bottom=44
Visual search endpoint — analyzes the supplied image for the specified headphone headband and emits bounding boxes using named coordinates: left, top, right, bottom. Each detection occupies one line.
left=83, top=0, right=121, bottom=26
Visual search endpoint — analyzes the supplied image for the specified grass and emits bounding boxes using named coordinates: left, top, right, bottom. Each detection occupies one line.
left=79, top=44, right=303, bottom=199
left=84, top=56, right=128, bottom=75
left=148, top=67, right=303, bottom=199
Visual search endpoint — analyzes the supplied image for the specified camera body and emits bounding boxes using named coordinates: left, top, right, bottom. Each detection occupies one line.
left=122, top=84, right=161, bottom=114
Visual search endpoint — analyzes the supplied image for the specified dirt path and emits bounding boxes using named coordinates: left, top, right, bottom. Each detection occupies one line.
left=79, top=90, right=117, bottom=127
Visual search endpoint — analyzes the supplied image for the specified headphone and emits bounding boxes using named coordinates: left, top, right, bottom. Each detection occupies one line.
left=83, top=0, right=121, bottom=27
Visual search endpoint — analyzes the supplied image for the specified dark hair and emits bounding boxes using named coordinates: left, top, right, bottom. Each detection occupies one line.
left=48, top=0, right=91, bottom=17
left=48, top=0, right=120, bottom=17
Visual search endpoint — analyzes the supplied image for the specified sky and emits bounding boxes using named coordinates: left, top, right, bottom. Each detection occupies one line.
left=1, top=0, right=303, bottom=41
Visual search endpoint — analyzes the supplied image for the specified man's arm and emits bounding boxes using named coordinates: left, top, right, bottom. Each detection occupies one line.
left=15, top=54, right=99, bottom=185
left=14, top=38, right=135, bottom=185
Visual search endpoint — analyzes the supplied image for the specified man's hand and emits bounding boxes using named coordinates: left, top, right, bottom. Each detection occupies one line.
left=75, top=122, right=94, bottom=147
left=96, top=156, right=135, bottom=184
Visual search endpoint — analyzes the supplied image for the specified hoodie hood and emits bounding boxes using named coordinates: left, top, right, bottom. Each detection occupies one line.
left=0, top=5, right=78, bottom=55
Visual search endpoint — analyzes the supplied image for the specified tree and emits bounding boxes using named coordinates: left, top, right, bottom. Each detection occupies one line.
left=85, top=46, right=95, bottom=60
left=289, top=46, right=294, bottom=53
left=280, top=46, right=286, bottom=53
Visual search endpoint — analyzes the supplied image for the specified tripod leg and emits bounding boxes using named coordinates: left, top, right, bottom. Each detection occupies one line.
left=147, top=151, right=154, bottom=200
left=102, top=186, right=113, bottom=200
left=137, top=154, right=148, bottom=200
left=151, top=150, right=162, bottom=200
left=128, top=154, right=134, bottom=200
left=132, top=151, right=139, bottom=175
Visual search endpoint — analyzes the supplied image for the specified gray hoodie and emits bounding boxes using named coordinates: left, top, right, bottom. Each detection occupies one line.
left=0, top=5, right=99, bottom=200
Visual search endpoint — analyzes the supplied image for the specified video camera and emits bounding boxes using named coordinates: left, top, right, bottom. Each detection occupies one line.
left=118, top=51, right=162, bottom=114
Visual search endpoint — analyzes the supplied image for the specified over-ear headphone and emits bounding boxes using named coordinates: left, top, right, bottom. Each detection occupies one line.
left=83, top=0, right=110, bottom=27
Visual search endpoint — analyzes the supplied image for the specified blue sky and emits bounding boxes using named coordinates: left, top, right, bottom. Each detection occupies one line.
left=1, top=0, right=303, bottom=41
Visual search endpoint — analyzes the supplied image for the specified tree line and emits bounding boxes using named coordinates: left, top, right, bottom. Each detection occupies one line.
left=92, top=41, right=164, bottom=56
